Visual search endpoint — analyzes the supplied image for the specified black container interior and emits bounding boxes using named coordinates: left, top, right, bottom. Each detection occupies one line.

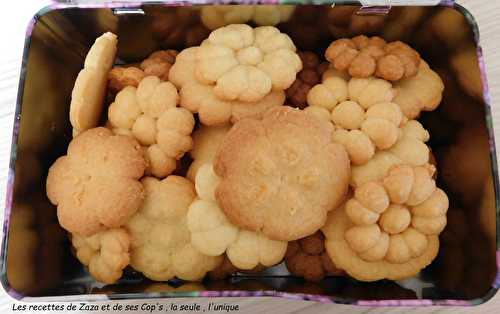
left=1, top=4, right=498, bottom=302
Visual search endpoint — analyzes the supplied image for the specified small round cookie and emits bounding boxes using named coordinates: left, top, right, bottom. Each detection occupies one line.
left=70, top=32, right=117, bottom=136
left=213, top=106, right=350, bottom=241
left=46, top=127, right=146, bottom=236
left=107, top=76, right=195, bottom=178
left=187, top=125, right=231, bottom=181
left=187, top=163, right=287, bottom=270
left=285, top=231, right=343, bottom=282
left=323, top=164, right=449, bottom=281
left=126, top=175, right=222, bottom=281
left=71, top=228, right=130, bottom=284
left=325, top=35, right=420, bottom=81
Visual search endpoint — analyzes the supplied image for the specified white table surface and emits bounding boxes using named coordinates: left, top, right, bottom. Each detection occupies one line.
left=1, top=1, right=500, bottom=313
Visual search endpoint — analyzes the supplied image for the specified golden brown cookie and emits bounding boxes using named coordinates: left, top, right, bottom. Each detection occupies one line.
left=46, top=127, right=146, bottom=236
left=285, top=231, right=343, bottom=282
left=140, top=50, right=178, bottom=81
left=108, top=66, right=145, bottom=95
left=323, top=164, right=448, bottom=281
left=214, top=106, right=350, bottom=241
left=325, top=36, right=420, bottom=82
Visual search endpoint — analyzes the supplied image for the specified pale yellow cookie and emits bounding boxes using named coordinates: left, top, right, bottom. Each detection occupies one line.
left=46, top=127, right=146, bottom=236
left=308, top=73, right=403, bottom=166
left=323, top=164, right=448, bottom=281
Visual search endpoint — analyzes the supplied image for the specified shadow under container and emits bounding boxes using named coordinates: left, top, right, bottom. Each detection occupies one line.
left=0, top=0, right=498, bottom=307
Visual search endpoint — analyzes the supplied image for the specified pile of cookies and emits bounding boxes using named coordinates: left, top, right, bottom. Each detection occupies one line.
left=46, top=17, right=449, bottom=286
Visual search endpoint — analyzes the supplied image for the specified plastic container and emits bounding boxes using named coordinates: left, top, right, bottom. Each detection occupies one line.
left=0, top=0, right=498, bottom=306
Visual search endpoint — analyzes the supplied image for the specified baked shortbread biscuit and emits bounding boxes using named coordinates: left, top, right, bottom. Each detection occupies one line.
left=71, top=228, right=130, bottom=284
left=307, top=73, right=404, bottom=166
left=351, top=120, right=430, bottom=187
left=323, top=164, right=448, bottom=281
left=70, top=32, right=117, bottom=136
left=46, top=127, right=146, bottom=236
left=169, top=46, right=286, bottom=126
left=107, top=76, right=195, bottom=178
left=187, top=163, right=287, bottom=270
left=187, top=125, right=231, bottom=181
left=126, top=176, right=221, bottom=281
left=213, top=106, right=350, bottom=241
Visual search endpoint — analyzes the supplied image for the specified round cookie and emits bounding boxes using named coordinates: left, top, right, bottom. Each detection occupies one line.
left=322, top=164, right=449, bottom=281
left=213, top=106, right=350, bottom=241
left=46, top=127, right=146, bottom=236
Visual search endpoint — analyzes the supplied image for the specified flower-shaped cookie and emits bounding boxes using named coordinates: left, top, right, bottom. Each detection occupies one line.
left=187, top=125, right=231, bottom=181
left=71, top=228, right=130, bottom=284
left=46, top=127, right=146, bottom=236
left=213, top=106, right=350, bottom=241
left=323, top=164, right=449, bottom=281
left=286, top=51, right=329, bottom=109
left=107, top=76, right=195, bottom=178
left=108, top=66, right=145, bottom=95
left=351, top=120, right=430, bottom=187
left=70, top=32, right=117, bottom=136
left=169, top=47, right=286, bottom=126
left=200, top=5, right=295, bottom=30
left=285, top=231, right=343, bottom=282
left=126, top=176, right=221, bottom=281
left=140, top=50, right=178, bottom=81
left=392, top=60, right=444, bottom=119
left=325, top=36, right=420, bottom=82
left=195, top=24, right=302, bottom=102
left=187, top=163, right=287, bottom=270
left=308, top=74, right=403, bottom=165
